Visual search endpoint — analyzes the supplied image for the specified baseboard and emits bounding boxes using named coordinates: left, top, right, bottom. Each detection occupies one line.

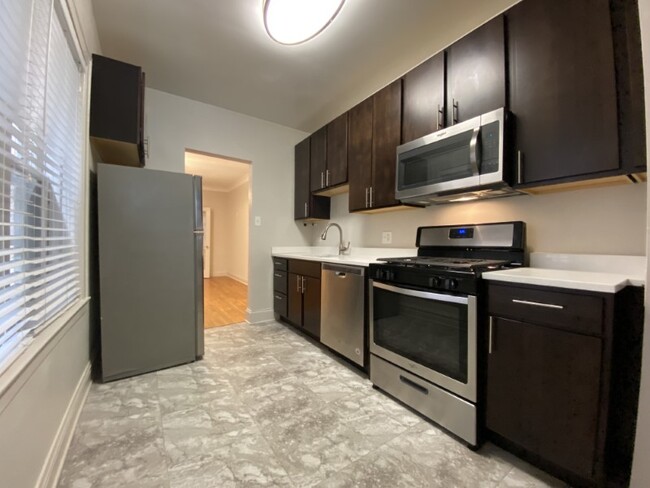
left=246, top=308, right=274, bottom=324
left=228, top=273, right=248, bottom=285
left=36, top=362, right=92, bottom=488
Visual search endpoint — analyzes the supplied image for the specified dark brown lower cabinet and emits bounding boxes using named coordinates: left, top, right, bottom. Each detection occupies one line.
left=486, top=282, right=644, bottom=487
left=487, top=317, right=602, bottom=481
left=286, top=260, right=321, bottom=339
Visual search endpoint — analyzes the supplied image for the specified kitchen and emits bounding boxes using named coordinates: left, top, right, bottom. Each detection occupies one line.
left=0, top=0, right=649, bottom=487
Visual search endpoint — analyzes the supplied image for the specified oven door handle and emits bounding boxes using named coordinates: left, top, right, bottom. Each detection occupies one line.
left=372, top=281, right=469, bottom=305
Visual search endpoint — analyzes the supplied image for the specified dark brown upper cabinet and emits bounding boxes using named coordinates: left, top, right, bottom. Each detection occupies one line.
left=446, top=16, right=506, bottom=126
left=507, top=0, right=621, bottom=186
left=348, top=81, right=403, bottom=212
left=348, top=98, right=373, bottom=212
left=311, top=114, right=349, bottom=195
left=294, top=137, right=330, bottom=221
left=402, top=52, right=446, bottom=143
left=90, top=54, right=145, bottom=167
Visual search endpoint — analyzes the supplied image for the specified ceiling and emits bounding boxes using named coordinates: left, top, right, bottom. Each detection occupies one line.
left=185, top=151, right=250, bottom=192
left=92, top=0, right=518, bottom=132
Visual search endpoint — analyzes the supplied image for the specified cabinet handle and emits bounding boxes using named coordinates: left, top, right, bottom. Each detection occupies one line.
left=517, top=151, right=523, bottom=185
left=304, top=202, right=308, bottom=217
left=321, top=172, right=324, bottom=189
left=437, top=104, right=443, bottom=130
left=365, top=187, right=369, bottom=208
left=326, top=169, right=330, bottom=187
left=452, top=99, right=459, bottom=124
left=274, top=273, right=282, bottom=278
left=296, top=275, right=301, bottom=293
left=370, top=187, right=374, bottom=208
left=274, top=295, right=283, bottom=300
left=301, top=276, right=306, bottom=293
left=512, top=298, right=564, bottom=310
left=488, top=316, right=494, bottom=354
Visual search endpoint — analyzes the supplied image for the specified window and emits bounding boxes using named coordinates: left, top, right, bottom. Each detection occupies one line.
left=0, top=0, right=84, bottom=369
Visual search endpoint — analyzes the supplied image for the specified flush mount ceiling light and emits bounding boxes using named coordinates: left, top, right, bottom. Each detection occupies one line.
left=263, top=0, right=345, bottom=45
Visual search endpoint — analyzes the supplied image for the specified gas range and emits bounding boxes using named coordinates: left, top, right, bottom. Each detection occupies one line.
left=369, top=222, right=526, bottom=295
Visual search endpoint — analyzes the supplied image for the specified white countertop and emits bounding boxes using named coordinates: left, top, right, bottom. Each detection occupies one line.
left=271, top=246, right=417, bottom=267
left=483, top=253, right=646, bottom=293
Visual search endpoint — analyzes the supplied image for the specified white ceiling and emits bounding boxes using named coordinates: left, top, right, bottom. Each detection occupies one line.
left=185, top=151, right=250, bottom=192
left=92, top=0, right=518, bottom=132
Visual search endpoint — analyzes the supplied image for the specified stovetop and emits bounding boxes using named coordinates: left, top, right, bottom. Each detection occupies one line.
left=376, top=256, right=511, bottom=272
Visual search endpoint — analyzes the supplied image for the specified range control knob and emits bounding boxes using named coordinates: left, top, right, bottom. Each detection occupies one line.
left=445, top=278, right=459, bottom=290
left=428, top=276, right=442, bottom=288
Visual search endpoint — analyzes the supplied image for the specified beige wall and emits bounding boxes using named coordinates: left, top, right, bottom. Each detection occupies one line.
left=145, top=88, right=310, bottom=322
left=313, top=183, right=647, bottom=255
left=203, top=180, right=250, bottom=283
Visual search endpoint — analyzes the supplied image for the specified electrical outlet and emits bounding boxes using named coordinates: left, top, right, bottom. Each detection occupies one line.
left=254, top=216, right=262, bottom=226
left=381, top=231, right=392, bottom=244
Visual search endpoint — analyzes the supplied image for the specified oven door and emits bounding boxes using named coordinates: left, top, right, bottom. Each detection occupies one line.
left=370, top=281, right=477, bottom=403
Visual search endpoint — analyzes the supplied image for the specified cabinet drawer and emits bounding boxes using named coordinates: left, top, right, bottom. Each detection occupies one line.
left=273, top=270, right=287, bottom=294
left=272, top=257, right=288, bottom=271
left=288, top=259, right=321, bottom=278
left=274, top=292, right=287, bottom=317
left=488, top=283, right=604, bottom=336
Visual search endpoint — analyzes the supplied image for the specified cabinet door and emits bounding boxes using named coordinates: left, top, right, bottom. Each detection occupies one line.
left=287, top=273, right=303, bottom=326
left=310, top=126, right=327, bottom=192
left=508, top=0, right=618, bottom=185
left=326, top=113, right=348, bottom=187
left=294, top=138, right=311, bottom=220
left=446, top=16, right=505, bottom=125
left=402, top=52, right=445, bottom=142
left=302, top=276, right=321, bottom=339
left=348, top=98, right=373, bottom=212
left=371, top=80, right=401, bottom=209
left=487, top=317, right=602, bottom=480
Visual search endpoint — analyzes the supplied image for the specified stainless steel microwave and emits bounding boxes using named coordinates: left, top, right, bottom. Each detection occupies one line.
left=396, top=107, right=520, bottom=205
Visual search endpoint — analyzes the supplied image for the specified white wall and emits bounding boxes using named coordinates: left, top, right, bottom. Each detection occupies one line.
left=203, top=181, right=250, bottom=283
left=631, top=0, right=650, bottom=485
left=314, top=183, right=647, bottom=255
left=145, top=88, right=311, bottom=322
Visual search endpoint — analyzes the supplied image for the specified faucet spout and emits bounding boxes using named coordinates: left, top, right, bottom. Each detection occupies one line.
left=320, top=223, right=350, bottom=255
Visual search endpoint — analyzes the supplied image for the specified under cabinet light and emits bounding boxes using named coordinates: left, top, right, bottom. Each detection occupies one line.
left=263, top=0, right=345, bottom=45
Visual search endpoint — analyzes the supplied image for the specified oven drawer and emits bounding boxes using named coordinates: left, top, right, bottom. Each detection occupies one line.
left=273, top=270, right=287, bottom=294
left=370, top=354, right=477, bottom=446
left=487, top=283, right=604, bottom=336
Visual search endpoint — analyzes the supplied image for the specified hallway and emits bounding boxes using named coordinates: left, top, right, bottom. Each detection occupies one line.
left=204, top=277, right=248, bottom=328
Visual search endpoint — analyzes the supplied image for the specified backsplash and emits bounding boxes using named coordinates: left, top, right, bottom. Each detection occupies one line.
left=310, top=182, right=647, bottom=255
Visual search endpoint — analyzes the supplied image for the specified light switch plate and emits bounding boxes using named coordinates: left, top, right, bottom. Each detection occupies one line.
left=381, top=231, right=392, bottom=244
left=254, top=216, right=262, bottom=226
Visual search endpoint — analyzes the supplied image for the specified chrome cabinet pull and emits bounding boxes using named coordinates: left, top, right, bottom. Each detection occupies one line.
left=321, top=172, right=324, bottom=188
left=301, top=276, right=306, bottom=293
left=452, top=99, right=459, bottom=124
left=326, top=169, right=330, bottom=187
left=365, top=187, right=369, bottom=208
left=437, top=104, right=442, bottom=130
left=274, top=273, right=282, bottom=278
left=304, top=202, right=308, bottom=217
left=370, top=187, right=374, bottom=208
left=488, top=316, right=494, bottom=354
left=512, top=298, right=564, bottom=310
left=517, top=151, right=523, bottom=185
left=274, top=295, right=283, bottom=300
left=296, top=275, right=301, bottom=293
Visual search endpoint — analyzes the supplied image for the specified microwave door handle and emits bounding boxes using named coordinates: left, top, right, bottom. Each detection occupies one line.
left=469, top=126, right=481, bottom=176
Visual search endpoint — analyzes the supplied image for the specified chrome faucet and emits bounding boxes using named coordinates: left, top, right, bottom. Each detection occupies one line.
left=320, top=223, right=350, bottom=255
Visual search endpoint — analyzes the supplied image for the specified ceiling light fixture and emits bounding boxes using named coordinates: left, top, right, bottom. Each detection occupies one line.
left=263, top=0, right=345, bottom=45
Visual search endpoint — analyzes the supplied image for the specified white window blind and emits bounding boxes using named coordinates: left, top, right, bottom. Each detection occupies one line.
left=0, top=0, right=84, bottom=368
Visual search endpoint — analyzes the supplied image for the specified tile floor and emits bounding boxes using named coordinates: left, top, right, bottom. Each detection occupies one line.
left=58, top=321, right=567, bottom=488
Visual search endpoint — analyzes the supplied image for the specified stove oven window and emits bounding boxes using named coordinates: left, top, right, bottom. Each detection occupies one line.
left=373, top=287, right=468, bottom=383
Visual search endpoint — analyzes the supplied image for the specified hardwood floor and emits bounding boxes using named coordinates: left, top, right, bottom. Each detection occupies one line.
left=204, top=276, right=247, bottom=328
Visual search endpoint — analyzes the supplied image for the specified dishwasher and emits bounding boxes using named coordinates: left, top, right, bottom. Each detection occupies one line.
left=320, top=263, right=366, bottom=367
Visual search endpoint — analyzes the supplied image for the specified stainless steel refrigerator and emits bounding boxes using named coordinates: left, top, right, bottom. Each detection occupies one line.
left=97, top=163, right=204, bottom=382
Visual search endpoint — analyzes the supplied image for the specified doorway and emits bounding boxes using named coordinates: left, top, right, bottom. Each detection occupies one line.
left=184, top=149, right=251, bottom=328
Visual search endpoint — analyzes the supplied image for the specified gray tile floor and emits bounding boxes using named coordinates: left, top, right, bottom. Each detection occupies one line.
left=58, top=321, right=567, bottom=488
